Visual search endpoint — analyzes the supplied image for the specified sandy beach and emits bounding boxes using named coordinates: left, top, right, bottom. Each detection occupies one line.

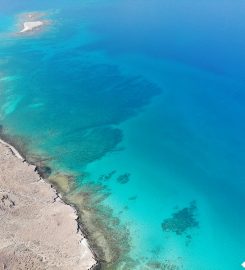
left=0, top=139, right=97, bottom=269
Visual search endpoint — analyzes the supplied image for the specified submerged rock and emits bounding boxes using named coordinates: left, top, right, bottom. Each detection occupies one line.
left=161, top=201, right=198, bottom=235
left=98, top=170, right=116, bottom=182
left=146, top=260, right=181, bottom=270
left=36, top=165, right=52, bottom=179
left=117, top=173, right=131, bottom=184
left=48, top=173, right=74, bottom=193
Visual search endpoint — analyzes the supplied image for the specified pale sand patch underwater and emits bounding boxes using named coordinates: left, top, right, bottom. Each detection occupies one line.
left=0, top=139, right=97, bottom=269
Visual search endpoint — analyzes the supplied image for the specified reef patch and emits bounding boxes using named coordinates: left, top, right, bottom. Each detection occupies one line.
left=161, top=201, right=198, bottom=236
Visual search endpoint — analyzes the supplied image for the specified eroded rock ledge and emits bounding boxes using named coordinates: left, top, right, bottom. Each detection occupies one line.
left=0, top=140, right=97, bottom=270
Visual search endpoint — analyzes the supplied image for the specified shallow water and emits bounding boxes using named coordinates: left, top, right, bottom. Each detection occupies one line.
left=0, top=0, right=245, bottom=269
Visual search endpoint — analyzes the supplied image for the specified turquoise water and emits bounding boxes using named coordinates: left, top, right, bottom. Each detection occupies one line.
left=1, top=0, right=245, bottom=269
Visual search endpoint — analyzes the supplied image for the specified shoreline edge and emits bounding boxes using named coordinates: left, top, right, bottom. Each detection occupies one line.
left=0, top=137, right=99, bottom=270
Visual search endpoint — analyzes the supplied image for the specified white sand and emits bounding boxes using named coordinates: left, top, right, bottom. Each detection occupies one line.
left=20, top=21, right=44, bottom=33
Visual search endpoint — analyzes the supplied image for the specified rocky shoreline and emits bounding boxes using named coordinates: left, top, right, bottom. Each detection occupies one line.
left=0, top=138, right=98, bottom=270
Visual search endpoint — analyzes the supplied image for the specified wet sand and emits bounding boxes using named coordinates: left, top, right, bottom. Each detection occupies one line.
left=0, top=139, right=97, bottom=269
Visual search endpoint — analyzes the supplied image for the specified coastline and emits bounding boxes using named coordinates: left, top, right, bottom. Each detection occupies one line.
left=0, top=137, right=98, bottom=269
left=0, top=10, right=132, bottom=269
left=0, top=130, right=134, bottom=269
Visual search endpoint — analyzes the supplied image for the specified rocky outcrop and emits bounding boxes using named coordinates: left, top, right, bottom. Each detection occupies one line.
left=0, top=140, right=96, bottom=270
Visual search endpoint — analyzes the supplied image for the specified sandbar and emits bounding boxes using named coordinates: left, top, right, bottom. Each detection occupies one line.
left=20, top=21, right=44, bottom=33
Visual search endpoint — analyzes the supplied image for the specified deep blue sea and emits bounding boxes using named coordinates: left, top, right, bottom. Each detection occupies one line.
left=1, top=0, right=245, bottom=269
